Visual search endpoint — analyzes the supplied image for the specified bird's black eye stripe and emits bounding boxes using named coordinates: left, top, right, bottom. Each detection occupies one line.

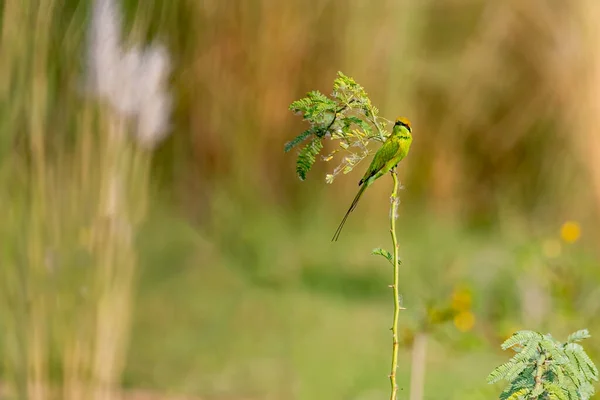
left=395, top=121, right=411, bottom=131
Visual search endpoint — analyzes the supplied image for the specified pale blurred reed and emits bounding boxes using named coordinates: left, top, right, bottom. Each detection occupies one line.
left=0, top=0, right=170, bottom=399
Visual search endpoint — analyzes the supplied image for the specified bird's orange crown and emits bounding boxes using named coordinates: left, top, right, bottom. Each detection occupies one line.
left=395, top=117, right=411, bottom=129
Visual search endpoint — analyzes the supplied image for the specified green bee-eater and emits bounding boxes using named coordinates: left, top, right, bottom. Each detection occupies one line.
left=332, top=117, right=413, bottom=241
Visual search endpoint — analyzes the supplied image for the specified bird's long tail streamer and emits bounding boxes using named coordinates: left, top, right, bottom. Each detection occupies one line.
left=332, top=183, right=368, bottom=241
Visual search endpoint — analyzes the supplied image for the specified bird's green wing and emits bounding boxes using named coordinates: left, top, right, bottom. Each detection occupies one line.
left=360, top=139, right=400, bottom=184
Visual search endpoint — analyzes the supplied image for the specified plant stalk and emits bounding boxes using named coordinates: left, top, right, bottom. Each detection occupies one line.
left=389, top=168, right=401, bottom=400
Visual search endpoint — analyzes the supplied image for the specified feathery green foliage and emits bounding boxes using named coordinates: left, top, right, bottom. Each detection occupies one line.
left=296, top=138, right=323, bottom=181
left=372, top=247, right=395, bottom=266
left=287, top=71, right=390, bottom=182
left=488, top=329, right=598, bottom=400
left=284, top=128, right=316, bottom=153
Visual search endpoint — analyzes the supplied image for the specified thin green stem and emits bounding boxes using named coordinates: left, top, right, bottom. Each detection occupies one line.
left=368, top=113, right=386, bottom=142
left=532, top=353, right=546, bottom=399
left=389, top=168, right=401, bottom=400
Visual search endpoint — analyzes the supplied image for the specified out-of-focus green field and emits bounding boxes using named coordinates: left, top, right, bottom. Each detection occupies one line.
left=3, top=0, right=600, bottom=399
left=121, top=201, right=600, bottom=399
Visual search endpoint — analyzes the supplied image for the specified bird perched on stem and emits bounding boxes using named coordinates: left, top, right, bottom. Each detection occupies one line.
left=332, top=117, right=412, bottom=241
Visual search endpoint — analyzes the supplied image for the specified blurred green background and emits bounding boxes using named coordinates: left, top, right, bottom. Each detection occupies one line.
left=2, top=0, right=600, bottom=399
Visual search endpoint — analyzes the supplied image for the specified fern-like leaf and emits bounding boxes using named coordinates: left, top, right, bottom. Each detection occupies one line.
left=342, top=116, right=371, bottom=135
left=509, top=369, right=536, bottom=390
left=513, top=341, right=542, bottom=364
left=333, top=71, right=366, bottom=98
left=500, top=387, right=530, bottom=400
left=560, top=354, right=583, bottom=388
left=504, top=362, right=531, bottom=384
left=296, top=138, right=323, bottom=181
left=578, top=381, right=596, bottom=400
left=567, top=329, right=591, bottom=344
left=289, top=90, right=337, bottom=125
left=502, top=331, right=543, bottom=351
left=372, top=248, right=394, bottom=266
left=544, top=382, right=569, bottom=400
left=285, top=128, right=314, bottom=152
left=489, top=361, right=529, bottom=384
left=491, top=329, right=598, bottom=400
left=540, top=339, right=568, bottom=364
left=531, top=383, right=545, bottom=397
left=565, top=343, right=599, bottom=381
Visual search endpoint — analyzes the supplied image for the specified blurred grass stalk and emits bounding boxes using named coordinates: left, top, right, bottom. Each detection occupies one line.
left=1, top=0, right=168, bottom=398
left=562, top=0, right=600, bottom=217
left=408, top=332, right=427, bottom=400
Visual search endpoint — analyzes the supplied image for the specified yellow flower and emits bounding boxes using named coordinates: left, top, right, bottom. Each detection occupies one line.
left=561, top=221, right=581, bottom=243
left=454, top=311, right=475, bottom=332
left=451, top=287, right=472, bottom=311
